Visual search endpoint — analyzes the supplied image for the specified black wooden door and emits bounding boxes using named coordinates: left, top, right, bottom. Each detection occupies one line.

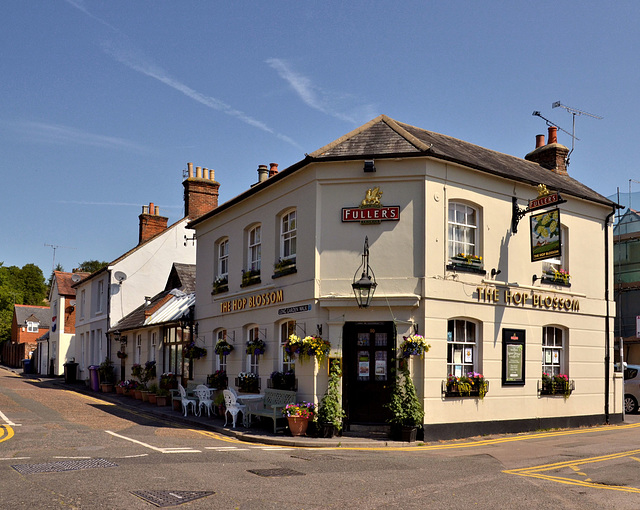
left=343, top=322, right=395, bottom=424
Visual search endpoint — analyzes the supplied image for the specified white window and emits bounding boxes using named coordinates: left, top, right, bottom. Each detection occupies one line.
left=280, top=320, right=296, bottom=373
left=217, top=238, right=229, bottom=280
left=27, top=321, right=38, bottom=333
left=281, top=210, right=296, bottom=260
left=216, top=329, right=227, bottom=372
left=248, top=226, right=261, bottom=272
left=135, top=334, right=142, bottom=364
left=448, top=202, right=478, bottom=259
left=96, top=280, right=104, bottom=313
left=447, top=319, right=478, bottom=377
left=542, top=326, right=565, bottom=376
left=80, top=289, right=86, bottom=319
left=150, top=332, right=157, bottom=362
left=247, top=326, right=260, bottom=375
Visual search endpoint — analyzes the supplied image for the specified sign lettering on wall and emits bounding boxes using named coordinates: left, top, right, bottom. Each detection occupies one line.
left=476, top=286, right=579, bottom=312
left=220, top=289, right=284, bottom=314
left=342, top=187, right=400, bottom=224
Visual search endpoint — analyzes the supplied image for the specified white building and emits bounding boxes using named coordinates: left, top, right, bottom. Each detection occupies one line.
left=72, top=165, right=218, bottom=382
left=188, top=116, right=621, bottom=439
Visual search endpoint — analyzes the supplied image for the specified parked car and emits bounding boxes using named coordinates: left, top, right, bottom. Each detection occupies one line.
left=624, top=364, right=640, bottom=414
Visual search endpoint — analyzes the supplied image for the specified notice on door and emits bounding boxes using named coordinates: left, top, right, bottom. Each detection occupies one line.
left=358, top=350, right=370, bottom=380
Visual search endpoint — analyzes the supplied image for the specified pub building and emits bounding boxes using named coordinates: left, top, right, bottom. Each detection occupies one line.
left=187, top=115, right=621, bottom=439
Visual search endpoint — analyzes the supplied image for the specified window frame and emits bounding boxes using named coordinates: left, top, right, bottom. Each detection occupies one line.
left=216, top=329, right=227, bottom=372
left=448, top=202, right=480, bottom=260
left=217, top=238, right=229, bottom=281
left=542, top=326, right=565, bottom=377
left=446, top=318, right=479, bottom=377
left=280, top=320, right=296, bottom=373
left=280, top=209, right=297, bottom=261
left=247, top=225, right=261, bottom=273
left=246, top=325, right=260, bottom=375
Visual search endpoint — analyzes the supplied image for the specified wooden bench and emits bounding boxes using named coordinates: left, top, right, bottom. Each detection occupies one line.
left=249, top=389, right=296, bottom=433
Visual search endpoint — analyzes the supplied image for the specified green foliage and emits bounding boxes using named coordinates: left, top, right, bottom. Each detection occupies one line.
left=386, top=365, right=425, bottom=427
left=317, top=360, right=346, bottom=430
left=0, top=262, right=47, bottom=343
left=77, top=260, right=108, bottom=274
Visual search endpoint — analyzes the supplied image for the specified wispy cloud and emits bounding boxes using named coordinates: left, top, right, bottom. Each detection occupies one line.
left=266, top=58, right=377, bottom=124
left=7, top=120, right=149, bottom=153
left=63, top=0, right=120, bottom=32
left=101, top=40, right=302, bottom=150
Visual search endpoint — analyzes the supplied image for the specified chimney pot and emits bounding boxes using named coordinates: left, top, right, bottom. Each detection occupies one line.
left=258, top=164, right=269, bottom=183
left=209, top=168, right=215, bottom=181
left=196, top=166, right=202, bottom=178
left=269, top=163, right=279, bottom=177
left=535, top=134, right=545, bottom=148
left=548, top=126, right=558, bottom=144
left=187, top=162, right=194, bottom=178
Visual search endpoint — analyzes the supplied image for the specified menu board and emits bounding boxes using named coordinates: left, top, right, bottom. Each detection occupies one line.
left=502, top=329, right=525, bottom=385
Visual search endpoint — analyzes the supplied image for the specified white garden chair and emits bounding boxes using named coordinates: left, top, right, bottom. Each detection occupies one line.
left=223, top=389, right=246, bottom=428
left=178, top=383, right=198, bottom=417
left=194, top=384, right=214, bottom=417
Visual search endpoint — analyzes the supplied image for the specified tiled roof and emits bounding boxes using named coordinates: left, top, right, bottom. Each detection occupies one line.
left=164, top=263, right=196, bottom=293
left=54, top=271, right=90, bottom=297
left=14, top=304, right=51, bottom=327
left=188, top=115, right=614, bottom=228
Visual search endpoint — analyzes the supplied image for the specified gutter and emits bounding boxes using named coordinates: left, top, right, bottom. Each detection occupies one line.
left=604, top=205, right=617, bottom=424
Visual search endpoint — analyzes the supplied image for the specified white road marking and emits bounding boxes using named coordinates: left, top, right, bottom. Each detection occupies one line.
left=53, top=456, right=91, bottom=459
left=122, top=454, right=149, bottom=458
left=205, top=446, right=250, bottom=451
left=0, top=410, right=21, bottom=426
left=105, top=430, right=201, bottom=454
left=0, top=457, right=30, bottom=461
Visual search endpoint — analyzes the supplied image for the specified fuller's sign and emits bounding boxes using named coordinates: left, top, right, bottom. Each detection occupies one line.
left=342, top=187, right=400, bottom=224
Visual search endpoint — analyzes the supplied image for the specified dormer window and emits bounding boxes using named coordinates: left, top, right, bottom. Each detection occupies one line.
left=27, top=321, right=38, bottom=333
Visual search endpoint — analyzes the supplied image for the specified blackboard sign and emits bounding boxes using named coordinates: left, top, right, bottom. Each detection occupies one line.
left=502, top=329, right=525, bottom=385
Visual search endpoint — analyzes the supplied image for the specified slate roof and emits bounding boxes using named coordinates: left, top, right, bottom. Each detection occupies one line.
left=14, top=304, right=51, bottom=328
left=188, top=115, right=615, bottom=228
left=54, top=271, right=90, bottom=297
left=164, top=263, right=196, bottom=293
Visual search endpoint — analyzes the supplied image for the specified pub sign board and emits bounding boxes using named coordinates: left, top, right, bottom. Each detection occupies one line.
left=530, top=208, right=561, bottom=262
left=502, top=328, right=525, bottom=386
left=342, top=186, right=400, bottom=225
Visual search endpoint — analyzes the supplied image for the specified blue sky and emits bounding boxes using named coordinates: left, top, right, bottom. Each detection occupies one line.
left=2, top=1, right=639, bottom=276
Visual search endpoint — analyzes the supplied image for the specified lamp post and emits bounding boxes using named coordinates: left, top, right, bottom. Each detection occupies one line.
left=352, top=236, right=377, bottom=308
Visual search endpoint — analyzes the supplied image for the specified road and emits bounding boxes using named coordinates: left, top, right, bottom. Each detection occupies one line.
left=1, top=368, right=639, bottom=509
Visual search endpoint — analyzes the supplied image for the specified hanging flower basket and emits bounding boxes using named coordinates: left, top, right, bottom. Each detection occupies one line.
left=285, top=334, right=331, bottom=363
left=184, top=341, right=207, bottom=360
left=246, top=338, right=266, bottom=356
left=399, top=334, right=431, bottom=359
left=214, top=340, right=234, bottom=356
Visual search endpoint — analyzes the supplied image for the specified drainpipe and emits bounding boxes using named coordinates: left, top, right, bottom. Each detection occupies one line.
left=605, top=206, right=616, bottom=424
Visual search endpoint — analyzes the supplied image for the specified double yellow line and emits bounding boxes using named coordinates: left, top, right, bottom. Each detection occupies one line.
left=504, top=448, right=640, bottom=493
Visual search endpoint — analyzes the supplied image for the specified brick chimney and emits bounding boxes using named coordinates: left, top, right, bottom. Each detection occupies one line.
left=139, top=202, right=169, bottom=244
left=524, top=126, right=569, bottom=175
left=182, top=162, right=220, bottom=220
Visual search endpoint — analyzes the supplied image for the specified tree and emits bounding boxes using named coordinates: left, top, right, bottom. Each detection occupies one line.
left=77, top=260, right=108, bottom=274
left=0, top=263, right=47, bottom=343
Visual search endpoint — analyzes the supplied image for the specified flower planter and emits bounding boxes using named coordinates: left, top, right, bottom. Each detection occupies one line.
left=141, top=391, right=150, bottom=402
left=155, top=395, right=169, bottom=406
left=100, top=383, right=114, bottom=393
left=539, top=379, right=574, bottom=397
left=318, top=423, right=340, bottom=438
left=134, top=389, right=143, bottom=400
left=287, top=416, right=310, bottom=436
left=116, top=385, right=124, bottom=395
left=147, top=393, right=157, bottom=405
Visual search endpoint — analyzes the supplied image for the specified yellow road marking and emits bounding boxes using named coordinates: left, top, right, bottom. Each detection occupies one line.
left=504, top=448, right=640, bottom=493
left=62, top=390, right=115, bottom=406
left=0, top=425, right=14, bottom=443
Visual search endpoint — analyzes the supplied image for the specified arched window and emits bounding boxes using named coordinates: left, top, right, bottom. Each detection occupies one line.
left=280, top=320, right=296, bottom=373
left=447, top=319, right=480, bottom=376
left=246, top=325, right=260, bottom=375
left=215, top=329, right=227, bottom=372
left=542, top=326, right=565, bottom=376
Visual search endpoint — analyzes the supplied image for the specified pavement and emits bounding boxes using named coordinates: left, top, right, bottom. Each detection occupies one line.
left=3, top=365, right=413, bottom=448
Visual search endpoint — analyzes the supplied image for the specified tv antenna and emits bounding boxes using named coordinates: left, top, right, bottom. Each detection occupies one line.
left=552, top=101, right=603, bottom=164
left=44, top=243, right=76, bottom=273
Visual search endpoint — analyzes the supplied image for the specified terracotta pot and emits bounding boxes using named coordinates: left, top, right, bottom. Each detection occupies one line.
left=134, top=389, right=143, bottom=400
left=156, top=395, right=169, bottom=406
left=141, top=391, right=150, bottom=402
left=287, top=416, right=310, bottom=437
left=100, top=383, right=114, bottom=393
left=147, top=394, right=157, bottom=405
left=115, top=386, right=124, bottom=395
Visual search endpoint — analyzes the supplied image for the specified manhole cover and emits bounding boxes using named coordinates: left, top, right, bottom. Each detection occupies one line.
left=11, top=458, right=117, bottom=475
left=247, top=468, right=305, bottom=477
left=131, top=490, right=215, bottom=507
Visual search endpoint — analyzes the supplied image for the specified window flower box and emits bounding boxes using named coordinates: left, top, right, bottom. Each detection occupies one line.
left=442, top=374, right=489, bottom=399
left=447, top=254, right=486, bottom=275
left=273, top=258, right=297, bottom=279
left=541, top=268, right=571, bottom=287
left=241, top=269, right=261, bottom=288
left=212, top=276, right=228, bottom=295
left=236, top=372, right=260, bottom=393
left=539, top=374, right=574, bottom=398
left=267, top=370, right=297, bottom=391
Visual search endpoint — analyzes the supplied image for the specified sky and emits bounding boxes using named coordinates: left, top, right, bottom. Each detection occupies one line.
left=2, top=1, right=640, bottom=277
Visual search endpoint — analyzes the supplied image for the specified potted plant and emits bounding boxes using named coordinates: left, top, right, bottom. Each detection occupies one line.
left=246, top=338, right=266, bottom=356
left=159, top=372, right=178, bottom=391
left=236, top=372, right=259, bottom=393
left=214, top=339, right=234, bottom=357
left=98, top=357, right=115, bottom=392
left=213, top=392, right=225, bottom=416
left=386, top=366, right=424, bottom=442
left=184, top=342, right=207, bottom=360
left=445, top=372, right=488, bottom=398
left=282, top=402, right=316, bottom=436
left=147, top=382, right=159, bottom=405
left=155, top=388, right=170, bottom=406
left=241, top=269, right=261, bottom=287
left=316, top=360, right=345, bottom=438
left=273, top=257, right=296, bottom=277
left=285, top=334, right=331, bottom=364
left=212, top=276, right=228, bottom=295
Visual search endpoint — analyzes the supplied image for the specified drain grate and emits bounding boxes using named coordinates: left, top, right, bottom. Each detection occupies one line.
left=11, top=458, right=117, bottom=475
left=248, top=468, right=305, bottom=477
left=131, top=490, right=215, bottom=507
